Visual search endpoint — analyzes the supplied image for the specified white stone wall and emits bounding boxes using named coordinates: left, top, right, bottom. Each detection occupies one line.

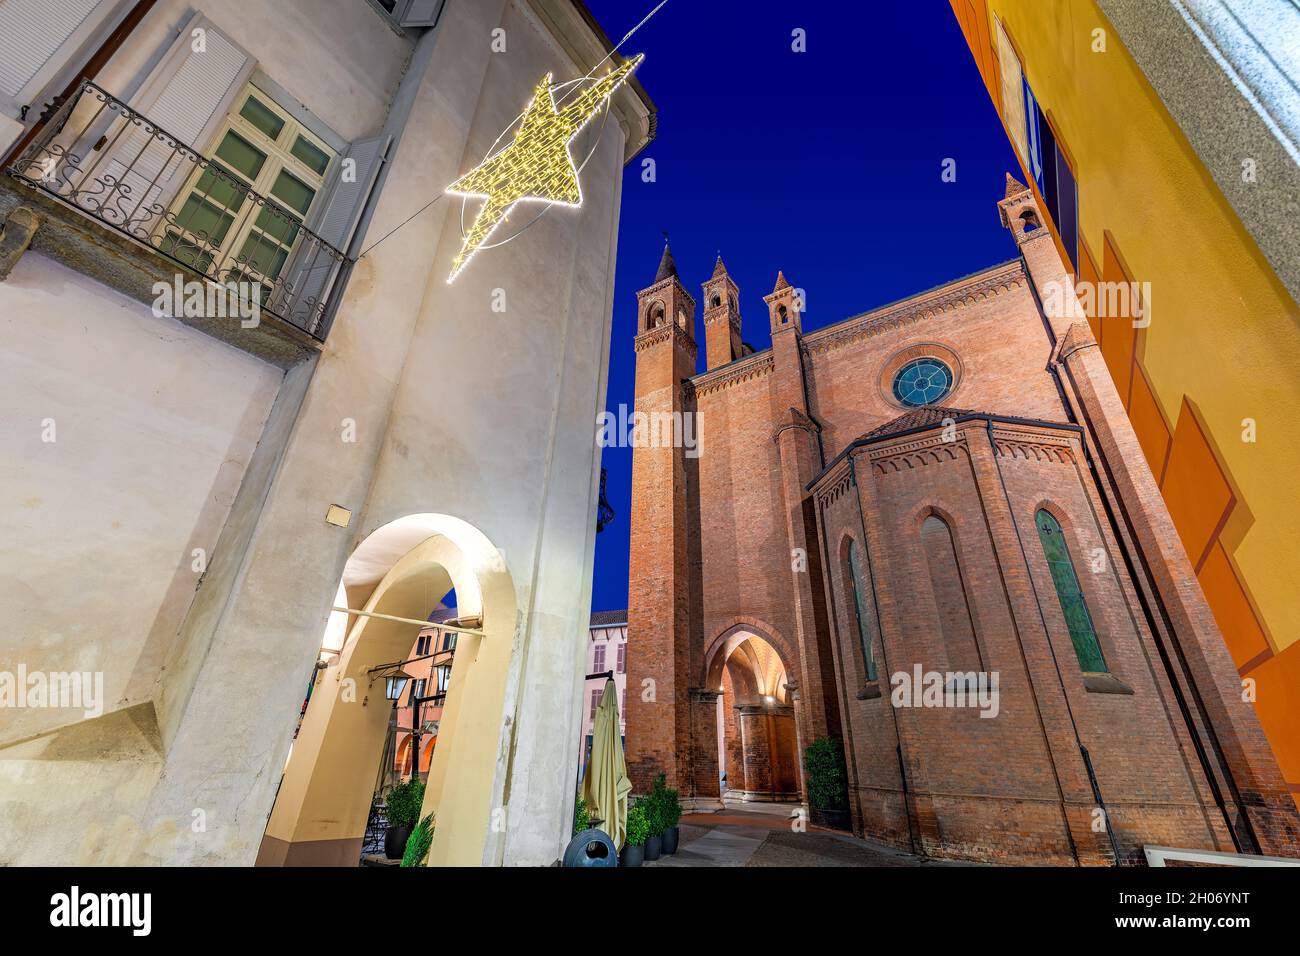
left=0, top=0, right=644, bottom=866
left=0, top=253, right=281, bottom=746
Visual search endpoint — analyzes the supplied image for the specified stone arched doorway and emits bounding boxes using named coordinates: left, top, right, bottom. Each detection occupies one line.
left=256, top=513, right=515, bottom=866
left=703, top=624, right=803, bottom=804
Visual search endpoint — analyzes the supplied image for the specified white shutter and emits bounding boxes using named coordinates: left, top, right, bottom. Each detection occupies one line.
left=281, top=134, right=391, bottom=331
left=93, top=15, right=253, bottom=226
left=0, top=0, right=114, bottom=113
left=995, top=18, right=1028, bottom=165
left=399, top=0, right=443, bottom=28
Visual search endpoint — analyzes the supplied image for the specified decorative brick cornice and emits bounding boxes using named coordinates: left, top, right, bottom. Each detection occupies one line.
left=869, top=435, right=971, bottom=476
left=638, top=275, right=697, bottom=309
left=990, top=426, right=1076, bottom=465
left=802, top=261, right=1025, bottom=358
left=692, top=352, right=773, bottom=396
left=634, top=322, right=697, bottom=355
left=813, top=461, right=854, bottom=508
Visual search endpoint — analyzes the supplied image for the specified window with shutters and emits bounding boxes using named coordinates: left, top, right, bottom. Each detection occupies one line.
left=0, top=0, right=119, bottom=119
left=589, top=689, right=601, bottom=720
left=161, top=84, right=336, bottom=297
left=616, top=642, right=626, bottom=674
left=593, top=643, right=606, bottom=672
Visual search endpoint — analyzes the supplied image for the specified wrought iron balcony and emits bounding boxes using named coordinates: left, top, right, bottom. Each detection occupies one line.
left=4, top=79, right=349, bottom=341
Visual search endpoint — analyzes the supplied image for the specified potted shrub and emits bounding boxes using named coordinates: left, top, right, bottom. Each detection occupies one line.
left=641, top=792, right=664, bottom=861
left=651, top=773, right=682, bottom=854
left=384, top=779, right=425, bottom=859
left=620, top=802, right=649, bottom=867
left=400, top=813, right=435, bottom=867
left=804, top=736, right=850, bottom=830
left=573, top=793, right=595, bottom=837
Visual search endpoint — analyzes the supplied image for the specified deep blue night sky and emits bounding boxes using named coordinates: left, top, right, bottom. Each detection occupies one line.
left=583, top=0, right=1021, bottom=613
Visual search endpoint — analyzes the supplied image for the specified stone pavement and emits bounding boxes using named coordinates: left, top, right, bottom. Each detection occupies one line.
left=645, top=800, right=973, bottom=867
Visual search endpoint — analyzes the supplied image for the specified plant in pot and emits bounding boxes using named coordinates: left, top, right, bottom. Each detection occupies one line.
left=573, top=793, right=595, bottom=837
left=650, top=773, right=682, bottom=854
left=641, top=791, right=665, bottom=861
left=400, top=813, right=435, bottom=867
left=804, top=736, right=850, bottom=830
left=384, top=779, right=425, bottom=860
left=620, top=802, right=649, bottom=867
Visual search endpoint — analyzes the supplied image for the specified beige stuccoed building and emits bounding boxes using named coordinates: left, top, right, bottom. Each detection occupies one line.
left=0, top=0, right=653, bottom=866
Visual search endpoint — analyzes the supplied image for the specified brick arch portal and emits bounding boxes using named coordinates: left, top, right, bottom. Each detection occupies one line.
left=700, top=621, right=804, bottom=805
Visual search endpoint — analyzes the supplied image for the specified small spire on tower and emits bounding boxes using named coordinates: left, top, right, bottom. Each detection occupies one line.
left=655, top=233, right=678, bottom=283
left=772, top=270, right=791, bottom=293
left=712, top=253, right=727, bottom=278
left=1004, top=171, right=1030, bottom=198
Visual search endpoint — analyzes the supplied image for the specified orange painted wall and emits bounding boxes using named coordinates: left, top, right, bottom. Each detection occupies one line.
left=949, top=0, right=1300, bottom=809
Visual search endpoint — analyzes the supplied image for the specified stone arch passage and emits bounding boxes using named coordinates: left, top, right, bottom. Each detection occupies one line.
left=256, top=514, right=516, bottom=867
left=703, top=626, right=803, bottom=804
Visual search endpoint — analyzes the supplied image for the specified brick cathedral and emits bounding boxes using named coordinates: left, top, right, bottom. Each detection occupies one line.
left=622, top=177, right=1300, bottom=865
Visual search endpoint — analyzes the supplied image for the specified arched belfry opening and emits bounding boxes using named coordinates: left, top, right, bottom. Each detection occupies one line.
left=256, top=514, right=516, bottom=867
left=705, top=627, right=803, bottom=804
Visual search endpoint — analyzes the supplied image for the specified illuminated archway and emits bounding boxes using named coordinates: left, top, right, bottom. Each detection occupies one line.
left=703, top=624, right=803, bottom=803
left=257, top=514, right=516, bottom=866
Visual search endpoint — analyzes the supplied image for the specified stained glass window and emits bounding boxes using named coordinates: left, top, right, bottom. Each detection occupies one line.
left=1035, top=510, right=1107, bottom=672
left=892, top=358, right=954, bottom=407
left=846, top=540, right=878, bottom=681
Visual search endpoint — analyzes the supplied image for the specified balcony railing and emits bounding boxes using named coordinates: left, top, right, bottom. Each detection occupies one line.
left=3, top=79, right=349, bottom=340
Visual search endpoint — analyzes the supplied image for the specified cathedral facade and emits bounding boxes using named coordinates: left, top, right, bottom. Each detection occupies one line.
left=623, top=177, right=1300, bottom=865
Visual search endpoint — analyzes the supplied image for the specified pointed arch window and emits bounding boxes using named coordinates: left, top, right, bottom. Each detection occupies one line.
left=845, top=540, right=878, bottom=682
left=921, top=515, right=981, bottom=671
left=1035, top=510, right=1107, bottom=672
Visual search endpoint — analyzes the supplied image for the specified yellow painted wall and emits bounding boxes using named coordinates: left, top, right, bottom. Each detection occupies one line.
left=951, top=0, right=1300, bottom=802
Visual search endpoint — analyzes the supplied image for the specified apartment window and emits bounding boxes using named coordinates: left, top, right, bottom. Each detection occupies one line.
left=616, top=642, right=626, bottom=674
left=161, top=84, right=335, bottom=296
left=1036, top=510, right=1107, bottom=673
left=593, top=642, right=606, bottom=672
left=1022, top=87, right=1079, bottom=271
left=442, top=632, right=457, bottom=652
left=589, top=689, right=602, bottom=719
left=367, top=0, right=442, bottom=28
left=995, top=18, right=1078, bottom=271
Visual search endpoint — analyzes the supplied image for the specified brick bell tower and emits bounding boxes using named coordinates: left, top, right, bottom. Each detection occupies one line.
left=702, top=254, right=742, bottom=370
left=625, top=240, right=698, bottom=795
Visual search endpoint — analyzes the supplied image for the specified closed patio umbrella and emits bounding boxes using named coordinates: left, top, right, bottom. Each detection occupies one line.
left=582, top=678, right=631, bottom=849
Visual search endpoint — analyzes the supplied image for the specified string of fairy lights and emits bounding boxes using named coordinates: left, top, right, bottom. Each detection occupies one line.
left=358, top=0, right=669, bottom=283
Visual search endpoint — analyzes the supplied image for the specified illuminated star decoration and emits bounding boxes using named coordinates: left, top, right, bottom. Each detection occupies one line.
left=444, top=53, right=645, bottom=282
